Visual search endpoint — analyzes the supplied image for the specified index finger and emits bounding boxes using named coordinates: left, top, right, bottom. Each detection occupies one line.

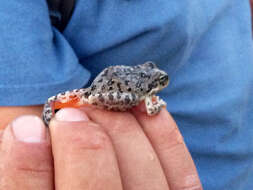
left=49, top=108, right=123, bottom=190
left=132, top=106, right=203, bottom=190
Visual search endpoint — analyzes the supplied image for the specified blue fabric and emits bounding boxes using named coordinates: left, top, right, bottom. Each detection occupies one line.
left=0, top=0, right=253, bottom=189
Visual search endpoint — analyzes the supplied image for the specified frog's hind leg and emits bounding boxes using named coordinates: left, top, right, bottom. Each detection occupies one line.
left=42, top=89, right=89, bottom=125
left=145, top=95, right=166, bottom=115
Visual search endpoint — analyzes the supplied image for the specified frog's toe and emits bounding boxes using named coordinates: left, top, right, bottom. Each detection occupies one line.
left=145, top=95, right=166, bottom=115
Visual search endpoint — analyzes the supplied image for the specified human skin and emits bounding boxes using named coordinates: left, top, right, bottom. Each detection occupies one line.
left=0, top=106, right=43, bottom=130
left=0, top=105, right=202, bottom=190
left=0, top=1, right=252, bottom=189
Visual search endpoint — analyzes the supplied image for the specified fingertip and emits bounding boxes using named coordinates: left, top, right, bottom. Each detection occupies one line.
left=11, top=115, right=46, bottom=143
left=55, top=108, right=90, bottom=122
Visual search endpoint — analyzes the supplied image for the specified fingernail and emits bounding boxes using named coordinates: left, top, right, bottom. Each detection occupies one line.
left=12, top=115, right=46, bottom=143
left=55, top=108, right=89, bottom=122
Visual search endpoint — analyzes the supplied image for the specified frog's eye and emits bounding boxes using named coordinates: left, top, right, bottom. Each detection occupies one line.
left=159, top=74, right=168, bottom=81
left=159, top=74, right=169, bottom=86
left=143, top=61, right=157, bottom=69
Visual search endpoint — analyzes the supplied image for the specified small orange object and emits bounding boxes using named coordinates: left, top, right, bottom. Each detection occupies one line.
left=54, top=96, right=81, bottom=109
left=152, top=96, right=157, bottom=103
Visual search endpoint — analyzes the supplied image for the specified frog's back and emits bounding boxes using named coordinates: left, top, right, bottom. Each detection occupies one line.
left=90, top=62, right=161, bottom=97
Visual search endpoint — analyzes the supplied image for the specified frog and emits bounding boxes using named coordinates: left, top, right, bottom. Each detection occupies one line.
left=42, top=61, right=169, bottom=125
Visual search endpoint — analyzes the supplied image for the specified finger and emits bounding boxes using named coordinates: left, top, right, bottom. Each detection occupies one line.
left=0, top=105, right=43, bottom=130
left=132, top=104, right=203, bottom=190
left=81, top=107, right=169, bottom=190
left=50, top=108, right=123, bottom=190
left=0, top=115, right=53, bottom=190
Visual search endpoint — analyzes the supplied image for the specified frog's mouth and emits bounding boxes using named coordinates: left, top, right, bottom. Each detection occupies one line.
left=149, top=87, right=161, bottom=95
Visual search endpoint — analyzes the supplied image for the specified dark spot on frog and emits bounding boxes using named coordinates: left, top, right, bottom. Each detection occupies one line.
left=147, top=62, right=156, bottom=69
left=84, top=91, right=91, bottom=98
left=101, top=69, right=108, bottom=77
left=101, top=85, right=106, bottom=91
left=91, top=85, right=96, bottom=91
left=131, top=93, right=136, bottom=102
left=125, top=80, right=130, bottom=86
left=140, top=72, right=147, bottom=78
left=135, top=65, right=141, bottom=69
left=117, top=92, right=121, bottom=99
left=45, top=110, right=51, bottom=114
left=148, top=108, right=153, bottom=113
left=112, top=72, right=118, bottom=77
left=97, top=78, right=103, bottom=83
left=123, top=68, right=131, bottom=73
left=117, top=83, right=123, bottom=93
left=136, top=82, right=142, bottom=88
left=98, top=93, right=104, bottom=102
left=107, top=79, right=114, bottom=85
left=109, top=93, right=114, bottom=101
left=124, top=95, right=130, bottom=104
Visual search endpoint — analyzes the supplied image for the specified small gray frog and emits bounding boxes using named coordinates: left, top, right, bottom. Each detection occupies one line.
left=43, top=61, right=169, bottom=125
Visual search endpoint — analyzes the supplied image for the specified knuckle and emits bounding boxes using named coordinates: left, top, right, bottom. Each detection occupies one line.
left=12, top=143, right=53, bottom=176
left=16, top=166, right=52, bottom=175
left=83, top=107, right=140, bottom=134
left=176, top=174, right=203, bottom=190
left=178, top=185, right=203, bottom=190
left=157, top=125, right=184, bottom=151
left=110, top=113, right=140, bottom=133
left=68, top=124, right=111, bottom=151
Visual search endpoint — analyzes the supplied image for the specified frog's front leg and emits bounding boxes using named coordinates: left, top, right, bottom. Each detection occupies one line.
left=145, top=95, right=166, bottom=115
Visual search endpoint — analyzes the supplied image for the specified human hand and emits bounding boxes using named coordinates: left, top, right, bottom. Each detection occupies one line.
left=0, top=105, right=202, bottom=190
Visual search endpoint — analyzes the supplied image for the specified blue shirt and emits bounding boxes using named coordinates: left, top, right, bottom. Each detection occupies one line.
left=1, top=0, right=253, bottom=189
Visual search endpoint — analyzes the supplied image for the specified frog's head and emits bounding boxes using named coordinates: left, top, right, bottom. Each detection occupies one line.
left=139, top=61, right=169, bottom=95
